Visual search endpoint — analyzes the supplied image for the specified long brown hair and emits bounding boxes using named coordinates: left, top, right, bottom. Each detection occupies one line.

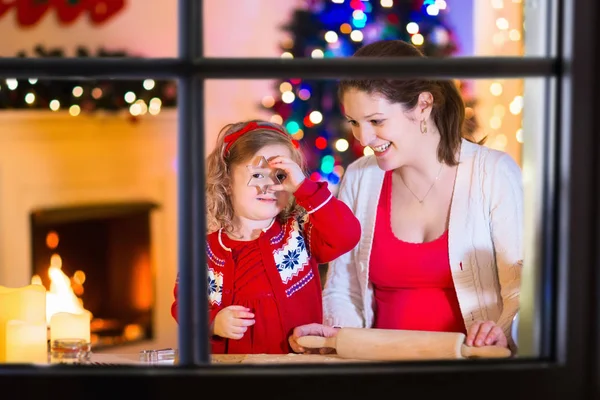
left=338, top=40, right=480, bottom=166
left=205, top=119, right=306, bottom=233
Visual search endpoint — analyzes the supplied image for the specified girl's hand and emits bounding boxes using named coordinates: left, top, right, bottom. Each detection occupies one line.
left=213, top=305, right=255, bottom=340
left=268, top=156, right=306, bottom=193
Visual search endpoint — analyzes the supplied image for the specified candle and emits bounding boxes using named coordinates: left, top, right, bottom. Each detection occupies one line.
left=5, top=320, right=48, bottom=364
left=50, top=311, right=91, bottom=343
left=0, top=284, right=47, bottom=363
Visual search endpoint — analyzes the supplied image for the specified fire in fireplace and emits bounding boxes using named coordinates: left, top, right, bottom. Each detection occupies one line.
left=29, top=202, right=158, bottom=350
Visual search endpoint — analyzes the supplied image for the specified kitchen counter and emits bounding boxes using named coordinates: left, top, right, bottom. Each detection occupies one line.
left=89, top=352, right=367, bottom=366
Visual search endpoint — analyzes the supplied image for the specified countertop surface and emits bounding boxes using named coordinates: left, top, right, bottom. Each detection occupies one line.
left=89, top=352, right=367, bottom=366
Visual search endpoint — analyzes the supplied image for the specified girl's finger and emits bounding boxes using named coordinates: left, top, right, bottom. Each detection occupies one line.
left=269, top=155, right=291, bottom=163
left=231, top=326, right=248, bottom=335
left=233, top=318, right=256, bottom=327
left=269, top=158, right=294, bottom=168
left=232, top=310, right=255, bottom=319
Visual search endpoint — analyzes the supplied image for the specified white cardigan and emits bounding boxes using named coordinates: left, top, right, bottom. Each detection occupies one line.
left=323, top=139, right=523, bottom=343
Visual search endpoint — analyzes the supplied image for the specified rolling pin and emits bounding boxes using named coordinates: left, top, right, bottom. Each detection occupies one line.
left=296, top=328, right=512, bottom=361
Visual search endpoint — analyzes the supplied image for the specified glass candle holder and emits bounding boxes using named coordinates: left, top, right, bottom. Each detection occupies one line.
left=139, top=348, right=177, bottom=365
left=50, top=338, right=90, bottom=364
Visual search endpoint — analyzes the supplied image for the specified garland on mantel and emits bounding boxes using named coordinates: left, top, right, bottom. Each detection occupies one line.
left=0, top=45, right=178, bottom=120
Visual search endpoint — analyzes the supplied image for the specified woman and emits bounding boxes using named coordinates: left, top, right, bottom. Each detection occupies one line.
left=289, top=39, right=522, bottom=353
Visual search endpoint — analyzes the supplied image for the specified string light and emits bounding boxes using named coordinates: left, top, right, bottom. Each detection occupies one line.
left=490, top=82, right=503, bottom=96
left=148, top=98, right=162, bottom=116
left=311, top=49, right=325, bottom=58
left=298, top=89, right=311, bottom=100
left=0, top=49, right=175, bottom=120
left=142, top=79, right=155, bottom=90
left=270, top=114, right=283, bottom=125
left=406, top=22, right=419, bottom=34
left=262, top=95, right=275, bottom=108
left=49, top=100, right=60, bottom=111
left=309, top=111, right=323, bottom=124
left=69, top=105, right=81, bottom=117
left=24, top=93, right=35, bottom=105
left=340, top=23, right=352, bottom=34
left=72, top=86, right=83, bottom=97
left=279, top=82, right=292, bottom=92
left=91, top=87, right=103, bottom=99
left=411, top=33, right=424, bottom=46
left=350, top=30, right=364, bottom=42
left=335, top=139, right=350, bottom=152
left=325, top=31, right=339, bottom=43
left=281, top=91, right=295, bottom=103
left=124, top=91, right=136, bottom=103
left=6, top=79, right=18, bottom=90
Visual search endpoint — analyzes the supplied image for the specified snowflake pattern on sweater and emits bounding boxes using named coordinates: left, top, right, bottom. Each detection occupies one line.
left=207, top=267, right=224, bottom=306
left=273, top=218, right=309, bottom=284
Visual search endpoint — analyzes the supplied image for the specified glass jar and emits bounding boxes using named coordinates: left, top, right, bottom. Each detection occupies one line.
left=50, top=338, right=90, bottom=364
left=139, top=348, right=177, bottom=365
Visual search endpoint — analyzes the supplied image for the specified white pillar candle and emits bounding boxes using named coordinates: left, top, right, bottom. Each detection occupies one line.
left=0, top=284, right=47, bottom=363
left=4, top=320, right=48, bottom=364
left=50, top=311, right=91, bottom=343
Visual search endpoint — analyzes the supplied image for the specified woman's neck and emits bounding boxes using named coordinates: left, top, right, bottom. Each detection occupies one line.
left=395, top=135, right=446, bottom=187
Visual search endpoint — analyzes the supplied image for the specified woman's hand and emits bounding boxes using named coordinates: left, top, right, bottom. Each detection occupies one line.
left=268, top=156, right=306, bottom=193
left=288, top=323, right=339, bottom=354
left=466, top=320, right=508, bottom=348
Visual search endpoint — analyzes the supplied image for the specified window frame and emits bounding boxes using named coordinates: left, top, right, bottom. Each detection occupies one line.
left=0, top=0, right=598, bottom=398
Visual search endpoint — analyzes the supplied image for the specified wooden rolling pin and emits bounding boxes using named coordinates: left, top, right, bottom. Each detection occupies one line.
left=296, top=328, right=512, bottom=361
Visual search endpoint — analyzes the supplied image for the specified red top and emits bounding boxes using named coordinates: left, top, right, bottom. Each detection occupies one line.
left=171, top=179, right=362, bottom=354
left=369, top=171, right=466, bottom=334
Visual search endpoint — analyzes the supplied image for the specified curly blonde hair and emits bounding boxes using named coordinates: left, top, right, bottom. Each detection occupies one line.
left=205, top=119, right=307, bottom=234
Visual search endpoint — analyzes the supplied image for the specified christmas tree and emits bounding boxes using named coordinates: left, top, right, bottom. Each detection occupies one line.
left=262, top=0, right=478, bottom=186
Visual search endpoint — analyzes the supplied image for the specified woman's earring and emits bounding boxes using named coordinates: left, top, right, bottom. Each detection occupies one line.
left=420, top=119, right=428, bottom=134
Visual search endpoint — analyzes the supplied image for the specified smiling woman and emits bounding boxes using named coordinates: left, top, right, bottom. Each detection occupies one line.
left=291, top=39, right=523, bottom=355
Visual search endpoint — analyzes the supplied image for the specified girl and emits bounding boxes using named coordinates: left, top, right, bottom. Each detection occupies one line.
left=171, top=120, right=361, bottom=354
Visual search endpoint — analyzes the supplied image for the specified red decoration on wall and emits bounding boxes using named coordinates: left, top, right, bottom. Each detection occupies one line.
left=16, top=0, right=50, bottom=26
left=0, top=0, right=127, bottom=27
left=0, top=2, right=13, bottom=18
left=88, top=0, right=125, bottom=24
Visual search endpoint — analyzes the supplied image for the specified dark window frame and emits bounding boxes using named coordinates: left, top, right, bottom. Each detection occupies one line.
left=0, top=1, right=598, bottom=399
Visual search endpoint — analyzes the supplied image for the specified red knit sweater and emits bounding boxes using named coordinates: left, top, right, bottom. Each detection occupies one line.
left=171, top=179, right=361, bottom=353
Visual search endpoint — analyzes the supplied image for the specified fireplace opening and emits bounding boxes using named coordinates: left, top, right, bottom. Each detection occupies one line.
left=30, top=201, right=159, bottom=350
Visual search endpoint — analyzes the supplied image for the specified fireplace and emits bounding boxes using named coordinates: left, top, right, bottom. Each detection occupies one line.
left=30, top=201, right=159, bottom=350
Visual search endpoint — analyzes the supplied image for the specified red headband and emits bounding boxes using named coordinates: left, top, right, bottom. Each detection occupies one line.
left=223, top=122, right=288, bottom=155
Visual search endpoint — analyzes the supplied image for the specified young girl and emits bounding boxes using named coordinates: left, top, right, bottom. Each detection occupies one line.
left=171, top=119, right=361, bottom=354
